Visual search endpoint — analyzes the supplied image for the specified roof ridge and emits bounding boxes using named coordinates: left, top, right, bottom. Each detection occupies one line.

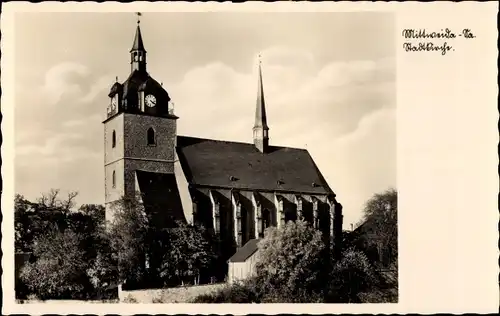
left=177, top=135, right=308, bottom=151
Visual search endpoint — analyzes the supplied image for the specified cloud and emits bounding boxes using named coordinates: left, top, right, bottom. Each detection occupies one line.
left=15, top=46, right=395, bottom=225
left=41, top=62, right=90, bottom=105
left=172, top=48, right=394, bottom=144
left=78, top=75, right=116, bottom=104
left=168, top=47, right=395, bottom=225
left=62, top=114, right=102, bottom=128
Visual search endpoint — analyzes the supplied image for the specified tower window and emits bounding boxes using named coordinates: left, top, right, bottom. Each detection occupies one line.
left=112, top=170, right=116, bottom=188
left=147, top=127, right=156, bottom=146
left=112, top=130, right=116, bottom=148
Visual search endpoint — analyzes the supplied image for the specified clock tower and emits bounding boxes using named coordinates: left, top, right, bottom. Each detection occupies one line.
left=104, top=19, right=178, bottom=222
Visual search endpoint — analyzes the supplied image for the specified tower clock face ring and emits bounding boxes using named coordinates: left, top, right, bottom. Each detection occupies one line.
left=111, top=96, right=118, bottom=109
left=145, top=94, right=156, bottom=107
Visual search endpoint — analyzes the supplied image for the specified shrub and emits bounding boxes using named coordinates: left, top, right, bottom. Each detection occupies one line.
left=20, top=229, right=93, bottom=300
left=123, top=294, right=138, bottom=303
left=192, top=220, right=329, bottom=303
left=327, top=248, right=383, bottom=303
left=190, top=279, right=259, bottom=303
left=255, top=220, right=328, bottom=300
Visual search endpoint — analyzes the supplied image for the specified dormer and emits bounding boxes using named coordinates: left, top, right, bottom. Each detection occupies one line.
left=107, top=81, right=123, bottom=118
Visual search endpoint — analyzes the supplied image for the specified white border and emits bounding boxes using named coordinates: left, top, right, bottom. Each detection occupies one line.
left=2, top=1, right=499, bottom=314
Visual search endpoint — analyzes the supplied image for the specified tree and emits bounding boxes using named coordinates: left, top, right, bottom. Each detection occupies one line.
left=14, top=190, right=82, bottom=253
left=255, top=219, right=327, bottom=302
left=327, top=248, right=382, bottom=303
left=16, top=191, right=115, bottom=300
left=107, top=195, right=149, bottom=285
left=159, top=222, right=216, bottom=286
left=358, top=188, right=397, bottom=267
left=20, top=229, right=93, bottom=299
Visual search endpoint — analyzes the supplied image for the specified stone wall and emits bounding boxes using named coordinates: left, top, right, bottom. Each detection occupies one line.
left=119, top=283, right=226, bottom=303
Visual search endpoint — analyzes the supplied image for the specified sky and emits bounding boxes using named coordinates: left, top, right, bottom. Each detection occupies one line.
left=14, top=12, right=396, bottom=228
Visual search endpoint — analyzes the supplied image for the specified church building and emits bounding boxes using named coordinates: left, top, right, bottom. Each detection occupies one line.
left=103, top=20, right=344, bottom=278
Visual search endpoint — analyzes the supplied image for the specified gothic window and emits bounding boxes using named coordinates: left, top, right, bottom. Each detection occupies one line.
left=112, top=130, right=116, bottom=148
left=112, top=170, right=116, bottom=188
left=262, top=209, right=271, bottom=232
left=147, top=127, right=156, bottom=146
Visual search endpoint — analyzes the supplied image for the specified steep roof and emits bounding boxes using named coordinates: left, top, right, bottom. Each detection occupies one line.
left=175, top=136, right=332, bottom=194
left=229, top=239, right=260, bottom=262
left=130, top=24, right=146, bottom=52
left=254, top=62, right=268, bottom=130
left=122, top=70, right=149, bottom=99
left=135, top=170, right=186, bottom=224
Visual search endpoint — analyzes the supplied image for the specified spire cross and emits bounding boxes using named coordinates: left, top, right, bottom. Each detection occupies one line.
left=136, top=12, right=142, bottom=24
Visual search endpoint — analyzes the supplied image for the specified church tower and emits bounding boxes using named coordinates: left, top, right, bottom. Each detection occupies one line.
left=104, top=17, right=178, bottom=221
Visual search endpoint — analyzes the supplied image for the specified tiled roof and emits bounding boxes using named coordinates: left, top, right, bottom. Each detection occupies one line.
left=229, top=239, right=260, bottom=262
left=135, top=170, right=186, bottom=223
left=122, top=70, right=149, bottom=99
left=176, top=136, right=332, bottom=194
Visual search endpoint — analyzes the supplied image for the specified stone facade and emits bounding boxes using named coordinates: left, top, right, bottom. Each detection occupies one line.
left=104, top=113, right=177, bottom=221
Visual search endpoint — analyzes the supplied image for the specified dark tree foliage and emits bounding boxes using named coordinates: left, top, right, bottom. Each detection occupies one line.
left=107, top=195, right=150, bottom=286
left=159, top=221, right=217, bottom=286
left=15, top=190, right=116, bottom=300
left=356, top=188, right=398, bottom=268
left=108, top=195, right=218, bottom=289
left=20, top=229, right=93, bottom=300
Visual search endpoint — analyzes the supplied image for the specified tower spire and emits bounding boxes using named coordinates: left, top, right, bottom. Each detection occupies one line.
left=130, top=12, right=147, bottom=73
left=253, top=54, right=269, bottom=153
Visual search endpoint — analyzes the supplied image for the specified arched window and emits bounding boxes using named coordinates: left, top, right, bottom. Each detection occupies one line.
left=262, top=209, right=271, bottom=233
left=111, top=130, right=116, bottom=148
left=147, top=127, right=156, bottom=146
left=112, top=170, right=116, bottom=188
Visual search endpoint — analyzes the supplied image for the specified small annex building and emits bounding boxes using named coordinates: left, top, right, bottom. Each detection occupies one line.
left=227, top=239, right=261, bottom=284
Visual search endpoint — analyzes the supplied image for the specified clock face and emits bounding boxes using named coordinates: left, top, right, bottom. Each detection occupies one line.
left=145, top=94, right=156, bottom=108
left=111, top=96, right=118, bottom=110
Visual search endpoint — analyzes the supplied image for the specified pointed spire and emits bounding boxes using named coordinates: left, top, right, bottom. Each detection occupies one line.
left=129, top=13, right=147, bottom=73
left=253, top=54, right=269, bottom=153
left=254, top=55, right=268, bottom=130
left=130, top=23, right=145, bottom=52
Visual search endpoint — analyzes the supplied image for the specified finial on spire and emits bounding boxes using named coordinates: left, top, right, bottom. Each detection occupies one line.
left=136, top=12, right=142, bottom=24
left=115, top=76, right=118, bottom=82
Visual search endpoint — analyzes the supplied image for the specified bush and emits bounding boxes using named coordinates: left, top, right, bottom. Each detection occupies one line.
left=190, top=279, right=260, bottom=303
left=192, top=220, right=329, bottom=303
left=20, top=226, right=117, bottom=300
left=20, top=229, right=93, bottom=300
left=123, top=294, right=138, bottom=303
left=255, top=220, right=328, bottom=300
left=326, top=248, right=383, bottom=303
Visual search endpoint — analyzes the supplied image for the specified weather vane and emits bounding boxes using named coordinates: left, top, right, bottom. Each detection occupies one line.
left=136, top=12, right=142, bottom=24
left=258, top=53, right=262, bottom=64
